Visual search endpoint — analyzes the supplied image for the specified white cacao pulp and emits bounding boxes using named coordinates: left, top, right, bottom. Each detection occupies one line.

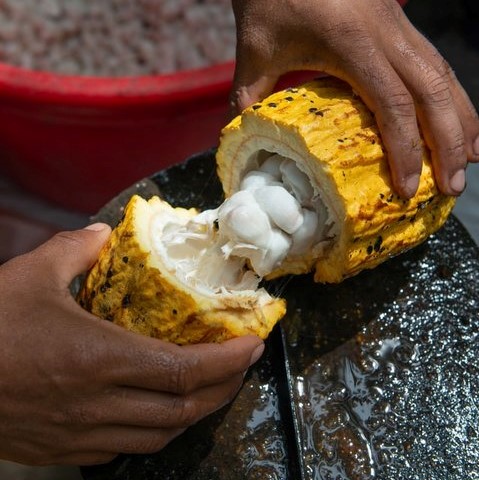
left=152, top=153, right=333, bottom=295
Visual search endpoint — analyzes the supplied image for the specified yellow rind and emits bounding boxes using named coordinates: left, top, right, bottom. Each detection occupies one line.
left=216, top=77, right=455, bottom=283
left=77, top=195, right=286, bottom=345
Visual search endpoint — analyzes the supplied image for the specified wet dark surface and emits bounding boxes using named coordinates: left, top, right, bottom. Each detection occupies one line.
left=281, top=222, right=479, bottom=479
left=82, top=150, right=479, bottom=480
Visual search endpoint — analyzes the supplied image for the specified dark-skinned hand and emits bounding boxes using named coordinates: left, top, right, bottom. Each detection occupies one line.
left=231, top=0, right=479, bottom=198
left=0, top=224, right=264, bottom=466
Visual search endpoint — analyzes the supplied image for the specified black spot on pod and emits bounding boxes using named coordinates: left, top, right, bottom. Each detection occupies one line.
left=122, top=294, right=131, bottom=307
left=374, top=236, right=383, bottom=252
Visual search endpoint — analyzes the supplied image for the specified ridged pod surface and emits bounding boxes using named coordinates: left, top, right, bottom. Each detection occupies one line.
left=77, top=195, right=286, bottom=345
left=216, top=77, right=456, bottom=283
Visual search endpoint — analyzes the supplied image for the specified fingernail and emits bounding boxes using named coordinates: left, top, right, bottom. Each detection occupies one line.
left=84, top=222, right=109, bottom=232
left=473, top=136, right=479, bottom=156
left=403, top=174, right=420, bottom=198
left=450, top=169, right=466, bottom=194
left=249, top=343, right=265, bottom=366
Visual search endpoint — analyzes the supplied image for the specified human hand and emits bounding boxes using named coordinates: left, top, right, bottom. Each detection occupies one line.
left=231, top=0, right=479, bottom=198
left=0, top=224, right=264, bottom=466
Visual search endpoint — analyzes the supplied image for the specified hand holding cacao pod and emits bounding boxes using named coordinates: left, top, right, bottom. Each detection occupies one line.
left=0, top=225, right=263, bottom=465
left=231, top=0, right=479, bottom=198
left=79, top=78, right=455, bottom=345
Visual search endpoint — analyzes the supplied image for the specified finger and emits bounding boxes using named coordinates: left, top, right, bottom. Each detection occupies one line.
left=64, top=373, right=244, bottom=430
left=384, top=38, right=467, bottom=195
left=27, top=223, right=112, bottom=287
left=104, top=332, right=264, bottom=394
left=449, top=79, right=479, bottom=163
left=231, top=53, right=280, bottom=113
left=1, top=440, right=116, bottom=467
left=231, top=72, right=280, bottom=113
left=404, top=24, right=479, bottom=164
left=75, top=426, right=186, bottom=456
left=52, top=452, right=117, bottom=466
left=337, top=51, right=423, bottom=198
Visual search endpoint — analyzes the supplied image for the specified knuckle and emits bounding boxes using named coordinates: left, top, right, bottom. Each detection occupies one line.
left=324, top=20, right=372, bottom=51
left=385, top=0, right=404, bottom=21
left=53, top=230, right=84, bottom=248
left=55, top=402, right=99, bottom=428
left=432, top=54, right=454, bottom=79
left=444, top=136, right=467, bottom=165
left=70, top=342, right=98, bottom=377
left=381, top=91, right=416, bottom=119
left=334, top=20, right=367, bottom=39
left=419, top=73, right=453, bottom=109
left=406, top=137, right=424, bottom=161
left=172, top=397, right=202, bottom=427
left=168, top=355, right=200, bottom=394
left=370, top=0, right=401, bottom=20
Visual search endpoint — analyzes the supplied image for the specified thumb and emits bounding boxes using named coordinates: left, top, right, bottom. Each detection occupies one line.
left=230, top=62, right=279, bottom=114
left=32, top=223, right=112, bottom=287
